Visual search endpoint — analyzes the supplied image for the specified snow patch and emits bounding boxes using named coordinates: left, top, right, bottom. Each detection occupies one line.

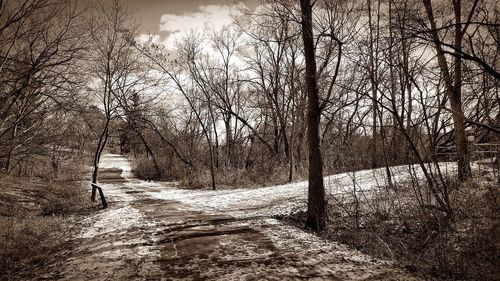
left=143, top=162, right=457, bottom=219
left=78, top=205, right=143, bottom=239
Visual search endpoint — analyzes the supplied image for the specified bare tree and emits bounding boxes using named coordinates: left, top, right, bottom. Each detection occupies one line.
left=84, top=0, right=138, bottom=195
left=0, top=0, right=85, bottom=174
left=300, top=0, right=327, bottom=230
left=138, top=37, right=218, bottom=190
left=420, top=0, right=477, bottom=180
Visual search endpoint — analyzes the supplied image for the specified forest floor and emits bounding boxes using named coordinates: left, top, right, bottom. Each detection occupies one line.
left=34, top=154, right=440, bottom=280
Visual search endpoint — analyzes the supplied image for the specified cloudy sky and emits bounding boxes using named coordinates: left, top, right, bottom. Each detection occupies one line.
left=107, top=0, right=259, bottom=47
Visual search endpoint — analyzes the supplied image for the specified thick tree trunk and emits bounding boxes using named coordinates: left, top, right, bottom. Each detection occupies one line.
left=300, top=0, right=327, bottom=230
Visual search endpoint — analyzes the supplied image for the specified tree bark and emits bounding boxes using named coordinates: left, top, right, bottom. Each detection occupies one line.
left=300, top=0, right=327, bottom=230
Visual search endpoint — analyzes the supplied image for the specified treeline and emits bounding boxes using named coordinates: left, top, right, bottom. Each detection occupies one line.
left=129, top=0, right=499, bottom=193
left=0, top=0, right=498, bottom=218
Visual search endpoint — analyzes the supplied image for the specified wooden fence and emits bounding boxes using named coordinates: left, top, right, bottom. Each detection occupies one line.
left=436, top=143, right=499, bottom=162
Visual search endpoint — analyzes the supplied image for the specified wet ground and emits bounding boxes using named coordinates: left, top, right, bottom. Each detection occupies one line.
left=38, top=154, right=423, bottom=280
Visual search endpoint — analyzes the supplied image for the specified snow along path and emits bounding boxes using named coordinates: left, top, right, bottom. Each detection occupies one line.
left=145, top=161, right=458, bottom=219
left=40, top=154, right=427, bottom=280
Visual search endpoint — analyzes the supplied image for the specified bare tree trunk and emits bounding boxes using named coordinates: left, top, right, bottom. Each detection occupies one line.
left=288, top=108, right=296, bottom=182
left=225, top=114, right=233, bottom=167
left=451, top=0, right=472, bottom=180
left=300, top=0, right=327, bottom=230
left=134, top=127, right=161, bottom=178
left=91, top=122, right=109, bottom=201
left=207, top=135, right=216, bottom=190
left=208, top=104, right=219, bottom=169
left=367, top=0, right=380, bottom=168
left=495, top=100, right=500, bottom=183
left=422, top=0, right=471, bottom=181
left=92, top=128, right=107, bottom=184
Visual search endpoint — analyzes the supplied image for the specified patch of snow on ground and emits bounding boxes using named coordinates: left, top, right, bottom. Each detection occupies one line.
left=145, top=162, right=457, bottom=219
left=59, top=154, right=435, bottom=280
left=78, top=205, right=143, bottom=239
left=77, top=157, right=146, bottom=241
left=99, top=153, right=133, bottom=178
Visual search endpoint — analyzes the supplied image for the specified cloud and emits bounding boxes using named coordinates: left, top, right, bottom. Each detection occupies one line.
left=134, top=34, right=161, bottom=46
left=160, top=5, right=240, bottom=33
left=159, top=4, right=245, bottom=49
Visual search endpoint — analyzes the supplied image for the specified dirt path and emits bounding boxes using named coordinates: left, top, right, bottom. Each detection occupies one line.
left=39, top=154, right=423, bottom=280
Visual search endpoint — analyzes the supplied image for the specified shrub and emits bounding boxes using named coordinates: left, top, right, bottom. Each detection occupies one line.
left=132, top=157, right=165, bottom=180
left=291, top=174, right=499, bottom=280
left=132, top=154, right=307, bottom=189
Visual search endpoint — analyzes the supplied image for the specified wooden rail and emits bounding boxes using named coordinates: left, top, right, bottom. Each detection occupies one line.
left=91, top=183, right=108, bottom=209
left=436, top=143, right=499, bottom=161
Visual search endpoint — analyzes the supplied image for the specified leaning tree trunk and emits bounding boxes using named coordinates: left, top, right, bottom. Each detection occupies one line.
left=91, top=121, right=110, bottom=201
left=135, top=128, right=161, bottom=178
left=422, top=0, right=471, bottom=181
left=300, top=0, right=327, bottom=230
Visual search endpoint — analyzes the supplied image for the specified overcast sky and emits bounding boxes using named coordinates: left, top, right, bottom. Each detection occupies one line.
left=106, top=0, right=259, bottom=43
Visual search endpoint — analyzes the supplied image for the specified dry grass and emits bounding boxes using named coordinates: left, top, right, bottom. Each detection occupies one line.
left=0, top=216, right=64, bottom=279
left=179, top=165, right=304, bottom=189
left=0, top=175, right=93, bottom=280
left=132, top=156, right=307, bottom=189
left=285, top=173, right=499, bottom=280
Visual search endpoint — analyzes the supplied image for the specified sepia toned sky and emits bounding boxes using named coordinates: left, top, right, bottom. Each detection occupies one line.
left=108, top=0, right=259, bottom=39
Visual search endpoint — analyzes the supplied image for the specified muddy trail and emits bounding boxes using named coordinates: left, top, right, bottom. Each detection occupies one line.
left=38, top=154, right=423, bottom=280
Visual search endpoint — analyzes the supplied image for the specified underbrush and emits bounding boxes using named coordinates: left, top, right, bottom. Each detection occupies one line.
left=286, top=175, right=499, bottom=280
left=132, top=156, right=170, bottom=181
left=7, top=153, right=91, bottom=182
left=132, top=156, right=308, bottom=189
left=179, top=165, right=301, bottom=189
left=0, top=175, right=93, bottom=280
